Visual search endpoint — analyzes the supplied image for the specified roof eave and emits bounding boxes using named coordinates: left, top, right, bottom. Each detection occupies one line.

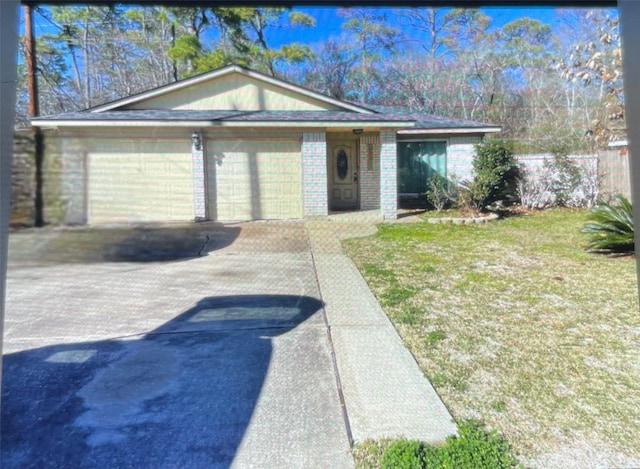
left=32, top=120, right=414, bottom=128
left=397, top=127, right=502, bottom=135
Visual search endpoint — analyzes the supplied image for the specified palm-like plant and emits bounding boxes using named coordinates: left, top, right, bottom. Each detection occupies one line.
left=583, top=195, right=635, bottom=254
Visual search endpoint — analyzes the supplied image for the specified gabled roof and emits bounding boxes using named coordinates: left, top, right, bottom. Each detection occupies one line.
left=31, top=65, right=502, bottom=134
left=88, top=64, right=375, bottom=114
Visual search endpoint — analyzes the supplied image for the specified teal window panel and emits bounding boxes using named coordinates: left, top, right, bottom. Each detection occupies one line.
left=398, top=141, right=447, bottom=194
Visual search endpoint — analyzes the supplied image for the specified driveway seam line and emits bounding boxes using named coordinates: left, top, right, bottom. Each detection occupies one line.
left=304, top=223, right=355, bottom=449
left=142, top=325, right=328, bottom=336
left=102, top=325, right=331, bottom=342
left=7, top=324, right=332, bottom=346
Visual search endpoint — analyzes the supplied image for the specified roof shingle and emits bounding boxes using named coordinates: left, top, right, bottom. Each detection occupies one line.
left=33, top=109, right=414, bottom=123
left=32, top=108, right=499, bottom=131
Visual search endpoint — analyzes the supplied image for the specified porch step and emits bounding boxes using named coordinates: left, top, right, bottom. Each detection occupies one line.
left=327, top=210, right=384, bottom=223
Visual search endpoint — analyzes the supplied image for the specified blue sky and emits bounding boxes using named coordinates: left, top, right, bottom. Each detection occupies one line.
left=28, top=6, right=616, bottom=53
left=270, top=7, right=568, bottom=48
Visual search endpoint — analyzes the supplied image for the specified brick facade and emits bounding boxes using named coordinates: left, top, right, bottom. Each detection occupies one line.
left=380, top=130, right=397, bottom=219
left=14, top=134, right=88, bottom=226
left=447, top=136, right=481, bottom=181
left=191, top=137, right=206, bottom=221
left=302, top=132, right=328, bottom=217
left=27, top=131, right=484, bottom=226
left=59, top=137, right=87, bottom=225
left=11, top=132, right=35, bottom=226
left=359, top=134, right=380, bottom=210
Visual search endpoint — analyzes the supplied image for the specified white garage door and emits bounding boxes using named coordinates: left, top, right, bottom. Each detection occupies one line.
left=206, top=139, right=302, bottom=220
left=87, top=139, right=194, bottom=224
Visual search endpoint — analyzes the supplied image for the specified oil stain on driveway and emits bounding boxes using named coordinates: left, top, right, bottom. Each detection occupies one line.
left=2, top=222, right=354, bottom=469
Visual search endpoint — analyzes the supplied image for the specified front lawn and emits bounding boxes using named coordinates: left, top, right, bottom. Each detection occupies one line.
left=343, top=209, right=640, bottom=468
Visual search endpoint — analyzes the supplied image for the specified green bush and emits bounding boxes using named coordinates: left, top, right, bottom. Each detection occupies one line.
left=469, top=140, right=521, bottom=211
left=437, top=420, right=518, bottom=469
left=425, top=174, right=457, bottom=212
left=379, top=421, right=518, bottom=469
left=381, top=439, right=427, bottom=469
left=421, top=446, right=442, bottom=469
left=583, top=195, right=635, bottom=254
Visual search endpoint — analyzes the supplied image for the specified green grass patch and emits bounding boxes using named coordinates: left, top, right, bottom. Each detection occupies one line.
left=397, top=306, right=425, bottom=326
left=490, top=400, right=507, bottom=413
left=425, top=330, right=447, bottom=346
left=344, top=208, right=640, bottom=466
left=430, top=372, right=469, bottom=392
left=362, top=263, right=398, bottom=281
left=380, top=285, right=418, bottom=307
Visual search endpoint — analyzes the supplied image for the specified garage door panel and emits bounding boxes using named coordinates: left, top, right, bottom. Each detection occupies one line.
left=206, top=140, right=302, bottom=221
left=88, top=140, right=193, bottom=224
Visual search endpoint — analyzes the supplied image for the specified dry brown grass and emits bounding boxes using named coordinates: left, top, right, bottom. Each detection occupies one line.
left=344, top=209, right=640, bottom=468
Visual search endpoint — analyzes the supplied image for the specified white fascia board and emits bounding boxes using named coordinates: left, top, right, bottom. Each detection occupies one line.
left=397, top=127, right=501, bottom=135
left=89, top=65, right=373, bottom=115
left=32, top=120, right=414, bottom=129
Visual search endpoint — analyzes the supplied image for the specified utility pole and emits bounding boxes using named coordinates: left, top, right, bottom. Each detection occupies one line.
left=619, top=0, right=640, bottom=309
left=171, top=23, right=178, bottom=82
left=24, top=3, right=44, bottom=227
left=1, top=0, right=20, bottom=415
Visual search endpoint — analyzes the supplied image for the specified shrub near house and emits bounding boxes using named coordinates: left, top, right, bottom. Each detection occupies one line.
left=457, top=139, right=521, bottom=212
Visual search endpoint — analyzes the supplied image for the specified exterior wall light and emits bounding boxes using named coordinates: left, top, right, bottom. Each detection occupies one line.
left=191, top=131, right=202, bottom=151
left=352, top=129, right=363, bottom=135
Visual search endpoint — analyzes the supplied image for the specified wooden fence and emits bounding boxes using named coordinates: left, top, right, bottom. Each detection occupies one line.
left=598, top=147, right=632, bottom=201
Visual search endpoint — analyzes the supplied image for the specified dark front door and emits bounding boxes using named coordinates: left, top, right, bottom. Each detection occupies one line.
left=329, top=140, right=358, bottom=210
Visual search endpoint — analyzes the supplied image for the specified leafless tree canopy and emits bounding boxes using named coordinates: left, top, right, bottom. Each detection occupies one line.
left=18, top=6, right=621, bottom=151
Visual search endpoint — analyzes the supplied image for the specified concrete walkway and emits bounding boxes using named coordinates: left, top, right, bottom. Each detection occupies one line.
left=2, top=218, right=455, bottom=469
left=305, top=220, right=457, bottom=444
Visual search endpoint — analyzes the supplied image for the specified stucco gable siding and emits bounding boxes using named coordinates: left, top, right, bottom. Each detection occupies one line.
left=125, top=73, right=342, bottom=112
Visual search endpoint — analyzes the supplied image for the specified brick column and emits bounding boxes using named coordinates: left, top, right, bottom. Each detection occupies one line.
left=60, top=137, right=87, bottom=225
left=380, top=130, right=398, bottom=219
left=359, top=134, right=381, bottom=210
left=302, top=132, right=328, bottom=217
left=191, top=134, right=206, bottom=221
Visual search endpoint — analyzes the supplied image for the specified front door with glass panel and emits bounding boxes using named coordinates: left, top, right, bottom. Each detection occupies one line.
left=329, top=140, right=358, bottom=210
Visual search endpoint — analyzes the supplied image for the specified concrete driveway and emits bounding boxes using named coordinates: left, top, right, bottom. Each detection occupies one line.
left=2, top=222, right=354, bottom=469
